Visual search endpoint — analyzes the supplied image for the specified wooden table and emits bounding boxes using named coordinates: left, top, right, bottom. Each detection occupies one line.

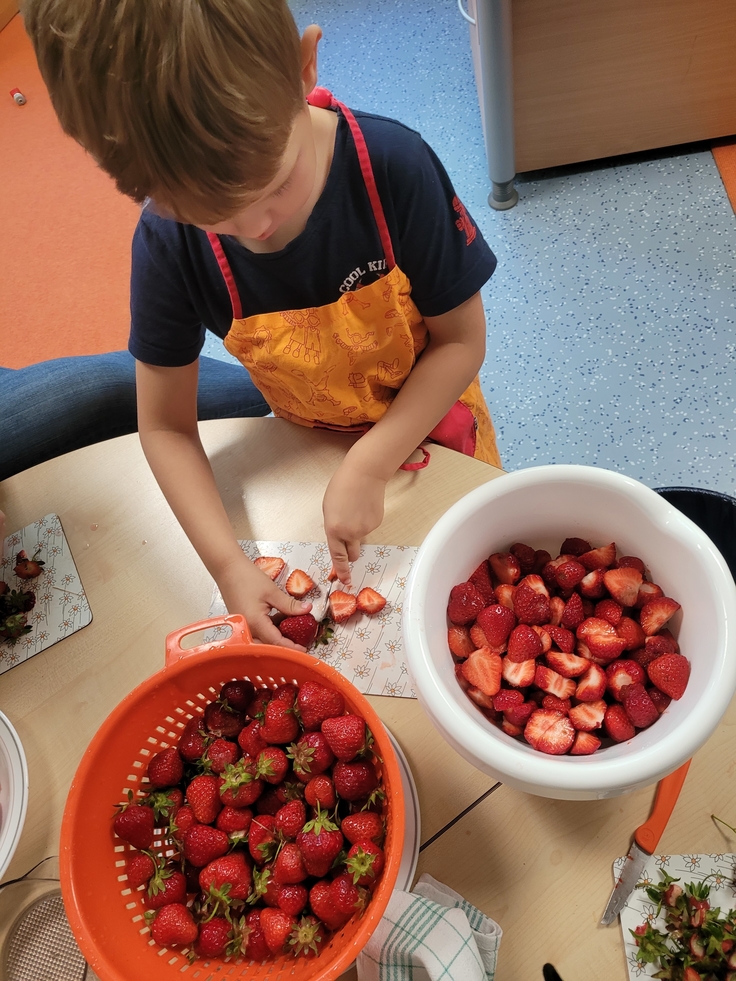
left=1, top=418, right=732, bottom=980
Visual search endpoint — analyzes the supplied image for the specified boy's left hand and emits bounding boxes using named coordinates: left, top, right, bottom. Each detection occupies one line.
left=323, top=460, right=386, bottom=587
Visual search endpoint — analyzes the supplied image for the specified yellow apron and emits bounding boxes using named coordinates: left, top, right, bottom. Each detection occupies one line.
left=206, top=92, right=501, bottom=469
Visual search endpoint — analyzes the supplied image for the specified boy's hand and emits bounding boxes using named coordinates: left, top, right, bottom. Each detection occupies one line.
left=218, top=557, right=312, bottom=650
left=323, top=460, right=387, bottom=586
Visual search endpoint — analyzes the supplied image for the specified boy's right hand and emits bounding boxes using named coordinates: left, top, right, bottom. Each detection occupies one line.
left=218, top=557, right=312, bottom=651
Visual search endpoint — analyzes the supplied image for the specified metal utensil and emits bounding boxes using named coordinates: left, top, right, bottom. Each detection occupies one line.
left=600, top=759, right=691, bottom=925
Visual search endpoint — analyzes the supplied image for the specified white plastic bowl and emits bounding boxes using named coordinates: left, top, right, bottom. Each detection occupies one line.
left=403, top=465, right=736, bottom=800
left=0, top=710, right=28, bottom=879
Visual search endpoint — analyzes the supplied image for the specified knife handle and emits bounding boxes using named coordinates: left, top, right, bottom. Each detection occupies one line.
left=634, top=759, right=691, bottom=853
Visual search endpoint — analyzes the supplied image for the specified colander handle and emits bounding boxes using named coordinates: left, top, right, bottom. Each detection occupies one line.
left=165, top=614, right=254, bottom=666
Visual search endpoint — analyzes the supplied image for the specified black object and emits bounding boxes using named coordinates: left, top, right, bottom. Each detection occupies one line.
left=542, top=965, right=564, bottom=981
left=655, top=487, right=736, bottom=582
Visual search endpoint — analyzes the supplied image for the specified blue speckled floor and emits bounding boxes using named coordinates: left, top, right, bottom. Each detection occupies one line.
left=203, top=0, right=736, bottom=495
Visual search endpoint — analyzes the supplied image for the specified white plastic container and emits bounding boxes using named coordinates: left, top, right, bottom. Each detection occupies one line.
left=0, top=710, right=28, bottom=879
left=403, top=465, right=736, bottom=800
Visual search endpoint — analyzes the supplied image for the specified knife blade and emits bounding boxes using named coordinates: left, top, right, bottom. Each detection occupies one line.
left=600, top=759, right=691, bottom=925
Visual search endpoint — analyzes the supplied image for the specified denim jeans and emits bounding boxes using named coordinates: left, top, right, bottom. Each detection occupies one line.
left=0, top=351, right=271, bottom=481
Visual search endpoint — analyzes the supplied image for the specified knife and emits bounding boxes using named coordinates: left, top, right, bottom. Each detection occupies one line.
left=600, top=759, right=691, bottom=925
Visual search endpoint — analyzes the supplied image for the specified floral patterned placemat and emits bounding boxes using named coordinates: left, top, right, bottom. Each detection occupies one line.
left=0, top=513, right=92, bottom=673
left=207, top=539, right=418, bottom=697
left=615, top=852, right=736, bottom=978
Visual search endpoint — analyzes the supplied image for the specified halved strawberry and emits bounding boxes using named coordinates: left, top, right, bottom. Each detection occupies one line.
left=469, top=623, right=491, bottom=649
left=644, top=633, right=679, bottom=657
left=530, top=625, right=552, bottom=653
left=603, top=568, right=643, bottom=607
left=594, top=599, right=623, bottom=626
left=504, top=700, right=535, bottom=726
left=569, top=699, right=606, bottom=731
left=615, top=617, right=646, bottom=651
left=513, top=582, right=551, bottom=626
left=493, top=689, right=524, bottom=711
left=545, top=624, right=575, bottom=653
left=606, top=659, right=646, bottom=701
left=356, top=587, right=387, bottom=616
left=560, top=537, right=592, bottom=557
left=635, top=581, right=664, bottom=610
left=501, top=718, right=524, bottom=737
left=285, top=569, right=315, bottom=599
left=460, top=648, right=502, bottom=697
left=448, top=626, right=475, bottom=659
left=469, top=561, right=495, bottom=604
left=501, top=656, right=536, bottom=688
left=548, top=597, right=565, bottom=626
left=476, top=604, right=517, bottom=647
left=579, top=543, right=617, bottom=570
left=575, top=663, right=607, bottom=702
left=648, top=687, right=672, bottom=714
left=546, top=649, right=589, bottom=678
left=617, top=555, right=646, bottom=574
left=620, top=683, right=659, bottom=729
left=466, top=687, right=496, bottom=712
left=254, top=556, right=286, bottom=580
left=524, top=709, right=575, bottom=755
left=330, top=591, right=357, bottom=623
left=578, top=569, right=607, bottom=600
left=639, top=597, right=681, bottom=636
left=542, top=694, right=571, bottom=714
left=506, top=624, right=543, bottom=662
left=534, top=665, right=576, bottom=700
left=555, top=559, right=586, bottom=590
left=604, top=703, right=636, bottom=742
left=570, top=732, right=601, bottom=755
left=560, top=592, right=585, bottom=630
left=494, top=584, right=516, bottom=611
left=646, top=653, right=690, bottom=699
left=447, top=582, right=485, bottom=626
left=510, top=542, right=537, bottom=574
left=577, top=618, right=627, bottom=663
left=488, top=552, right=521, bottom=585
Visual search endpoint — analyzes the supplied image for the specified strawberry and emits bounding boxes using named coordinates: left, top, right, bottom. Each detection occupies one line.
left=560, top=537, right=592, bottom=557
left=182, top=824, right=229, bottom=867
left=256, top=790, right=282, bottom=816
left=340, top=811, right=384, bottom=846
left=602, top=567, right=642, bottom=607
left=249, top=815, right=278, bottom=863
left=468, top=560, right=496, bottom=603
left=534, top=665, right=575, bottom=700
left=447, top=582, right=485, bottom=625
left=639, top=597, right=681, bottom=636
left=186, top=774, right=222, bottom=824
left=523, top=709, right=575, bottom=755
left=356, top=587, right=387, bottom=616
left=542, top=694, right=571, bottom=714
left=242, top=909, right=271, bottom=960
left=248, top=689, right=273, bottom=720
left=504, top=700, right=534, bottom=726
left=346, top=841, right=385, bottom=887
left=204, top=700, right=245, bottom=740
left=277, top=883, right=309, bottom=916
left=215, top=805, right=253, bottom=837
left=488, top=552, right=521, bottom=585
left=460, top=648, right=502, bottom=695
left=195, top=916, right=231, bottom=958
left=278, top=613, right=320, bottom=647
left=476, top=604, right=517, bottom=646
left=548, top=596, right=565, bottom=625
left=647, top=653, right=690, bottom=699
left=304, top=775, right=336, bottom=810
left=143, top=786, right=183, bottom=822
left=577, top=618, right=627, bottom=662
left=513, top=581, right=551, bottom=626
left=568, top=700, right=606, bottom=731
left=275, top=799, right=307, bottom=840
left=330, top=590, right=358, bottom=622
left=570, top=732, right=601, bottom=755
left=13, top=550, right=45, bottom=580
left=254, top=556, right=286, bottom=580
left=506, top=625, right=543, bottom=662
left=297, top=681, right=345, bottom=730
left=501, top=656, right=536, bottom=688
left=169, top=803, right=198, bottom=843
left=554, top=559, right=586, bottom=590
left=202, top=737, right=241, bottom=775
left=616, top=616, right=646, bottom=651
left=126, top=851, right=156, bottom=889
left=289, top=914, right=325, bottom=958
left=330, top=872, right=368, bottom=917
left=238, top=719, right=268, bottom=758
left=492, top=689, right=524, bottom=711
left=595, top=599, right=623, bottom=626
left=531, top=625, right=552, bottom=653
left=469, top=623, right=491, bottom=649
left=621, top=683, right=659, bottom=728
left=579, top=542, right=616, bottom=570
left=466, top=687, right=496, bottom=712
left=219, top=680, right=256, bottom=714
left=219, top=759, right=264, bottom=808
left=288, top=732, right=335, bottom=781
left=150, top=904, right=198, bottom=947
left=510, top=542, right=537, bottom=573
left=578, top=569, right=607, bottom=600
left=310, top=879, right=350, bottom=930
left=604, top=703, right=636, bottom=742
left=606, top=659, right=646, bottom=701
left=617, top=555, right=646, bottom=574
left=285, top=569, right=315, bottom=598
left=448, top=625, right=475, bottom=659
left=575, top=664, right=607, bottom=702
left=145, top=868, right=188, bottom=909
left=495, top=584, right=516, bottom=610
left=199, top=851, right=252, bottom=902
left=113, top=802, right=155, bottom=850
left=332, top=760, right=379, bottom=802
left=645, top=633, right=679, bottom=657
left=635, top=581, right=664, bottom=609
left=648, top=687, right=672, bottom=714
left=297, top=807, right=344, bottom=877
left=146, top=746, right=184, bottom=788
left=273, top=842, right=309, bottom=884
left=320, top=715, right=367, bottom=762
left=546, top=625, right=575, bottom=653
left=179, top=716, right=211, bottom=762
left=261, top=699, right=299, bottom=745
left=255, top=746, right=289, bottom=784
left=560, top=591, right=585, bottom=629
left=546, top=649, right=589, bottom=678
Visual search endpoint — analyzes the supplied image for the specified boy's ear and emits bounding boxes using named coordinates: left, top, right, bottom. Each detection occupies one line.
left=300, top=24, right=322, bottom=97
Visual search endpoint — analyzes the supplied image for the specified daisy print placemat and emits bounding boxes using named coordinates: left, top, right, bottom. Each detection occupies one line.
left=207, top=540, right=419, bottom=697
left=1, top=513, right=92, bottom=673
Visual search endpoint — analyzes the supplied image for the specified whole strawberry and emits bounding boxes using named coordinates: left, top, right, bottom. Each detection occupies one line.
left=143, top=787, right=184, bottom=822
left=288, top=732, right=334, bottom=781
left=241, top=909, right=271, bottom=960
left=255, top=746, right=290, bottom=784
left=261, top=699, right=299, bottom=745
left=340, top=811, right=384, bottom=846
left=332, top=760, right=379, bottom=802
left=145, top=867, right=188, bottom=909
left=218, top=759, right=264, bottom=808
left=297, top=681, right=345, bottom=730
left=169, top=804, right=198, bottom=844
left=275, top=799, right=306, bottom=840
left=309, top=879, right=350, bottom=931
left=249, top=815, right=278, bottom=864
left=296, top=806, right=344, bottom=878
left=215, top=805, right=253, bottom=838
left=346, top=841, right=385, bottom=887
left=289, top=915, right=325, bottom=958
left=273, top=842, right=308, bottom=884
left=13, top=550, right=45, bottom=580
left=195, top=916, right=231, bottom=959
left=260, top=908, right=297, bottom=955
left=147, top=746, right=184, bottom=789
left=126, top=851, right=156, bottom=889
left=238, top=719, right=268, bottom=758
left=150, top=904, right=198, bottom=947
left=277, top=883, right=309, bottom=916
left=272, top=683, right=299, bottom=707
left=219, top=679, right=256, bottom=714
left=202, top=738, right=241, bottom=775
left=113, top=801, right=155, bottom=850
left=178, top=716, right=211, bottom=762
left=321, top=715, right=370, bottom=761
left=330, top=872, right=369, bottom=917
left=186, top=774, right=222, bottom=824
left=182, top=824, right=230, bottom=868
left=278, top=614, right=319, bottom=648
left=204, top=699, right=245, bottom=739
left=304, top=775, right=336, bottom=810
left=199, top=851, right=252, bottom=905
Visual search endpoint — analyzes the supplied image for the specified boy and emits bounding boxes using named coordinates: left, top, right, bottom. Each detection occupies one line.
left=23, top=0, right=501, bottom=648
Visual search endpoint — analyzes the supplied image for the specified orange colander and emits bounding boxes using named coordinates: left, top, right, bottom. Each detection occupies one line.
left=60, top=614, right=405, bottom=981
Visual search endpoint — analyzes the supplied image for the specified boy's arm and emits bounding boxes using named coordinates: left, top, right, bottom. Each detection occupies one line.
left=322, top=291, right=487, bottom=582
left=135, top=360, right=311, bottom=646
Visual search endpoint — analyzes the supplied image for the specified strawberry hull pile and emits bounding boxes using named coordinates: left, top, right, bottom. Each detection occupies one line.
left=448, top=538, right=690, bottom=756
left=112, top=678, right=388, bottom=962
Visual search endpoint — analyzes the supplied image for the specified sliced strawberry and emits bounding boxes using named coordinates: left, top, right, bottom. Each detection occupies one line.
left=577, top=618, right=627, bottom=663
left=579, top=543, right=617, bottom=570
left=546, top=649, right=589, bottom=678
left=616, top=617, right=646, bottom=651
left=510, top=542, right=537, bottom=574
left=513, top=582, right=551, bottom=626
left=507, top=624, right=543, bottom=662
left=488, top=552, right=521, bottom=585
left=447, top=582, right=485, bottom=626
left=603, top=568, right=643, bottom=607
left=606, top=659, right=646, bottom=701
left=646, top=653, right=690, bottom=699
left=648, top=687, right=672, bottom=714
left=617, top=555, right=646, bottom=574
left=570, top=732, right=601, bottom=755
left=460, top=648, right=502, bottom=696
left=494, top=584, right=516, bottom=610
left=604, top=703, right=636, bottom=742
left=546, top=625, right=575, bottom=653
left=630, top=646, right=658, bottom=668
left=620, top=683, right=659, bottom=729
left=530, top=625, right=552, bottom=653
left=635, top=581, right=664, bottom=610
left=639, top=597, right=681, bottom=636
left=523, top=709, right=560, bottom=750
left=504, top=700, right=535, bottom=726
left=560, top=537, right=592, bottom=557
left=575, top=663, right=607, bottom=702
left=501, top=718, right=524, bottom=737
left=448, top=626, right=475, bottom=659
left=476, top=604, right=517, bottom=647
left=644, top=633, right=679, bottom=658
left=578, top=569, right=607, bottom=600
left=594, top=599, right=623, bottom=626
left=548, top=596, right=565, bottom=626
left=532, top=549, right=553, bottom=574
left=254, top=556, right=286, bottom=581
left=330, top=590, right=357, bottom=623
left=469, top=623, right=491, bottom=649
left=466, top=687, right=496, bottom=712
left=493, top=689, right=524, bottom=712
left=542, top=694, right=571, bottom=714
left=569, top=699, right=606, bottom=731
left=356, top=587, right=387, bottom=616
left=555, top=559, right=586, bottom=590
left=560, top=592, right=585, bottom=630
left=541, top=557, right=565, bottom=589
left=524, top=709, right=575, bottom=755
left=469, top=561, right=495, bottom=604
left=285, top=569, right=315, bottom=598
left=534, top=665, right=576, bottom=700
left=501, top=656, right=536, bottom=688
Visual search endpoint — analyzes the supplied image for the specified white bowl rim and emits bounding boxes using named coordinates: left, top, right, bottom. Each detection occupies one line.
left=404, top=464, right=736, bottom=794
left=0, top=709, right=29, bottom=880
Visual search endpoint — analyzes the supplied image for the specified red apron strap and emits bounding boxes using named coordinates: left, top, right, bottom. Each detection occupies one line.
left=206, top=231, right=243, bottom=320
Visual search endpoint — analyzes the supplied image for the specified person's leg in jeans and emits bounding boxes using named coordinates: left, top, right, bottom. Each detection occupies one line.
left=0, top=351, right=270, bottom=480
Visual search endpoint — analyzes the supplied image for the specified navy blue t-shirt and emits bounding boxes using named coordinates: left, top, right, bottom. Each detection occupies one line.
left=129, top=108, right=497, bottom=367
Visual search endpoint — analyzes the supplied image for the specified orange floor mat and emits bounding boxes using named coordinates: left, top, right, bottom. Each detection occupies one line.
left=0, top=14, right=139, bottom=369
left=713, top=140, right=736, bottom=214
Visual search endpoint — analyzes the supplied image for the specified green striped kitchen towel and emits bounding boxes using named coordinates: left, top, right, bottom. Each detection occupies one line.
left=357, top=873, right=503, bottom=981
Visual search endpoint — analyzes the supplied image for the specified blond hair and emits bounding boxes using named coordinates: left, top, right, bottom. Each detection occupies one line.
left=22, top=0, right=304, bottom=223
